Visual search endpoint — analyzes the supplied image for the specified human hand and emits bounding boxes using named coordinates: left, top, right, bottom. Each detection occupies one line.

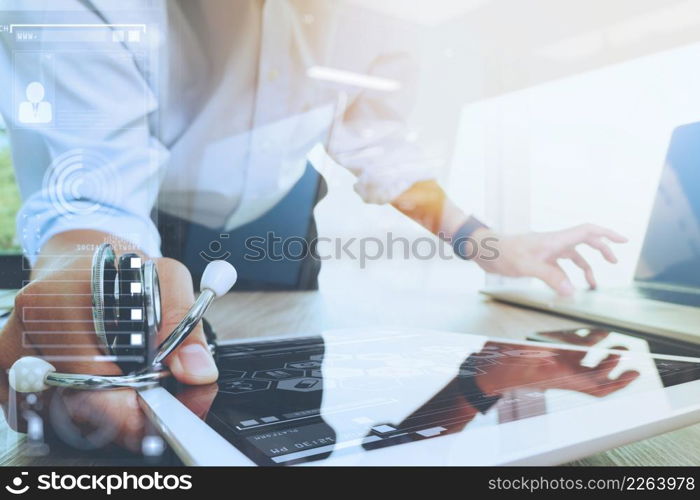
left=473, top=224, right=627, bottom=295
left=0, top=231, right=218, bottom=451
left=474, top=340, right=639, bottom=398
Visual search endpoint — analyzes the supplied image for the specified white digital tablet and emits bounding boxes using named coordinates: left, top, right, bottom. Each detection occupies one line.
left=137, top=328, right=700, bottom=466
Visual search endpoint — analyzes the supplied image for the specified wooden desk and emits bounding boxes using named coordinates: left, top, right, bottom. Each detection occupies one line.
left=3, top=286, right=700, bottom=466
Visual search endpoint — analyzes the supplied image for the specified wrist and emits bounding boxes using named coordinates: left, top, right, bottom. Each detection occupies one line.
left=32, top=232, right=149, bottom=283
left=439, top=209, right=469, bottom=238
left=474, top=375, right=503, bottom=399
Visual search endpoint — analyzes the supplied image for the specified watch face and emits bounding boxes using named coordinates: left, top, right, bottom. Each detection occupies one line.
left=169, top=329, right=700, bottom=466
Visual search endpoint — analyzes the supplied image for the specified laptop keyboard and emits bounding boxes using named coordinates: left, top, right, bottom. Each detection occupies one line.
left=615, top=287, right=700, bottom=307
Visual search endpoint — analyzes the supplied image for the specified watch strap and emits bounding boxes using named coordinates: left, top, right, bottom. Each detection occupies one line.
left=452, top=216, right=489, bottom=260
left=457, top=357, right=502, bottom=414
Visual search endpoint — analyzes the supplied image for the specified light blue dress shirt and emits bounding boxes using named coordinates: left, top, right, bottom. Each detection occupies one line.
left=0, top=0, right=434, bottom=263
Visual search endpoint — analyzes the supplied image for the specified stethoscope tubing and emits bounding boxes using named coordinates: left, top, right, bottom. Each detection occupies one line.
left=45, top=367, right=170, bottom=390
left=38, top=341, right=217, bottom=391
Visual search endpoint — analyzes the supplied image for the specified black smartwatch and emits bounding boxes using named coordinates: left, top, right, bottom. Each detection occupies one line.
left=457, top=372, right=502, bottom=414
left=451, top=216, right=489, bottom=260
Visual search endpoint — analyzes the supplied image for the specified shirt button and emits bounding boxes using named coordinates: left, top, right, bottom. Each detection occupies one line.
left=267, top=69, right=279, bottom=81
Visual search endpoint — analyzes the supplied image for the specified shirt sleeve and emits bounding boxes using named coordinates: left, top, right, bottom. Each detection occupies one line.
left=324, top=19, right=439, bottom=205
left=0, top=2, right=167, bottom=264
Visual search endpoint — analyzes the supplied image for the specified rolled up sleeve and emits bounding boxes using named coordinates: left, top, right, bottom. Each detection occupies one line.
left=0, top=3, right=167, bottom=264
left=326, top=32, right=438, bottom=204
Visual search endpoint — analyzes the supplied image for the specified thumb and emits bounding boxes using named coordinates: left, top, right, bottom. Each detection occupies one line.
left=530, top=262, right=575, bottom=296
left=154, top=258, right=218, bottom=385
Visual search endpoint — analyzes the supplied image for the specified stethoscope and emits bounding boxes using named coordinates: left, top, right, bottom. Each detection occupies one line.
left=8, top=243, right=238, bottom=393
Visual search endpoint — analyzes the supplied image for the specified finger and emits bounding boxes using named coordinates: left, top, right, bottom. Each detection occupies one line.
left=530, top=262, right=575, bottom=296
left=594, top=352, right=622, bottom=376
left=586, top=352, right=631, bottom=387
left=539, top=328, right=610, bottom=346
left=586, top=370, right=640, bottom=397
left=567, top=250, right=597, bottom=289
left=584, top=224, right=628, bottom=244
left=585, top=237, right=618, bottom=264
left=155, top=258, right=218, bottom=385
left=555, top=224, right=628, bottom=247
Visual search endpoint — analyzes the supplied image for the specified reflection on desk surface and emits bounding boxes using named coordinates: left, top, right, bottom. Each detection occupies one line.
left=171, top=329, right=700, bottom=466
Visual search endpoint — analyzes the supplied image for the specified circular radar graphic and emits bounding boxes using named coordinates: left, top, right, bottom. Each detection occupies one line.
left=42, top=149, right=122, bottom=219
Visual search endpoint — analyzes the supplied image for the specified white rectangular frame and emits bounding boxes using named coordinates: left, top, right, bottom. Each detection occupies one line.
left=138, top=333, right=700, bottom=466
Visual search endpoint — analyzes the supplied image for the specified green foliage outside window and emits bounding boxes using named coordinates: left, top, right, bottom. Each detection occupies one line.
left=0, top=129, right=21, bottom=253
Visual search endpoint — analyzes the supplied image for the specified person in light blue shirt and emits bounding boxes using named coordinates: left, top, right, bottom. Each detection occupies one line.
left=0, top=0, right=626, bottom=450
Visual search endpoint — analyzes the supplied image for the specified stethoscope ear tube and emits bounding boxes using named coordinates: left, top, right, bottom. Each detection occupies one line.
left=8, top=356, right=170, bottom=392
left=46, top=368, right=170, bottom=390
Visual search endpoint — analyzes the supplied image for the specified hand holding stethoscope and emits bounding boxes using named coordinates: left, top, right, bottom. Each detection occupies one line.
left=8, top=243, right=238, bottom=393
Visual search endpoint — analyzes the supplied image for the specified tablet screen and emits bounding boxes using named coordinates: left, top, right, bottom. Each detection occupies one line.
left=168, top=329, right=700, bottom=466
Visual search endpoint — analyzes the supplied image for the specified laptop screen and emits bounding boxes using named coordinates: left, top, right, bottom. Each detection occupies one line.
left=635, top=122, right=700, bottom=289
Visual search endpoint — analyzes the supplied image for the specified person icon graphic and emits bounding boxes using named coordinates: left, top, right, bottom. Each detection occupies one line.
left=18, top=81, right=53, bottom=124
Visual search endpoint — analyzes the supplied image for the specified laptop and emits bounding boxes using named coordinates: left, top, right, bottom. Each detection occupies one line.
left=481, top=122, right=700, bottom=345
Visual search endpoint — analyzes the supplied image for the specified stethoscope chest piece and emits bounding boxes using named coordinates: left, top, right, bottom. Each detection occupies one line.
left=91, top=243, right=162, bottom=372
